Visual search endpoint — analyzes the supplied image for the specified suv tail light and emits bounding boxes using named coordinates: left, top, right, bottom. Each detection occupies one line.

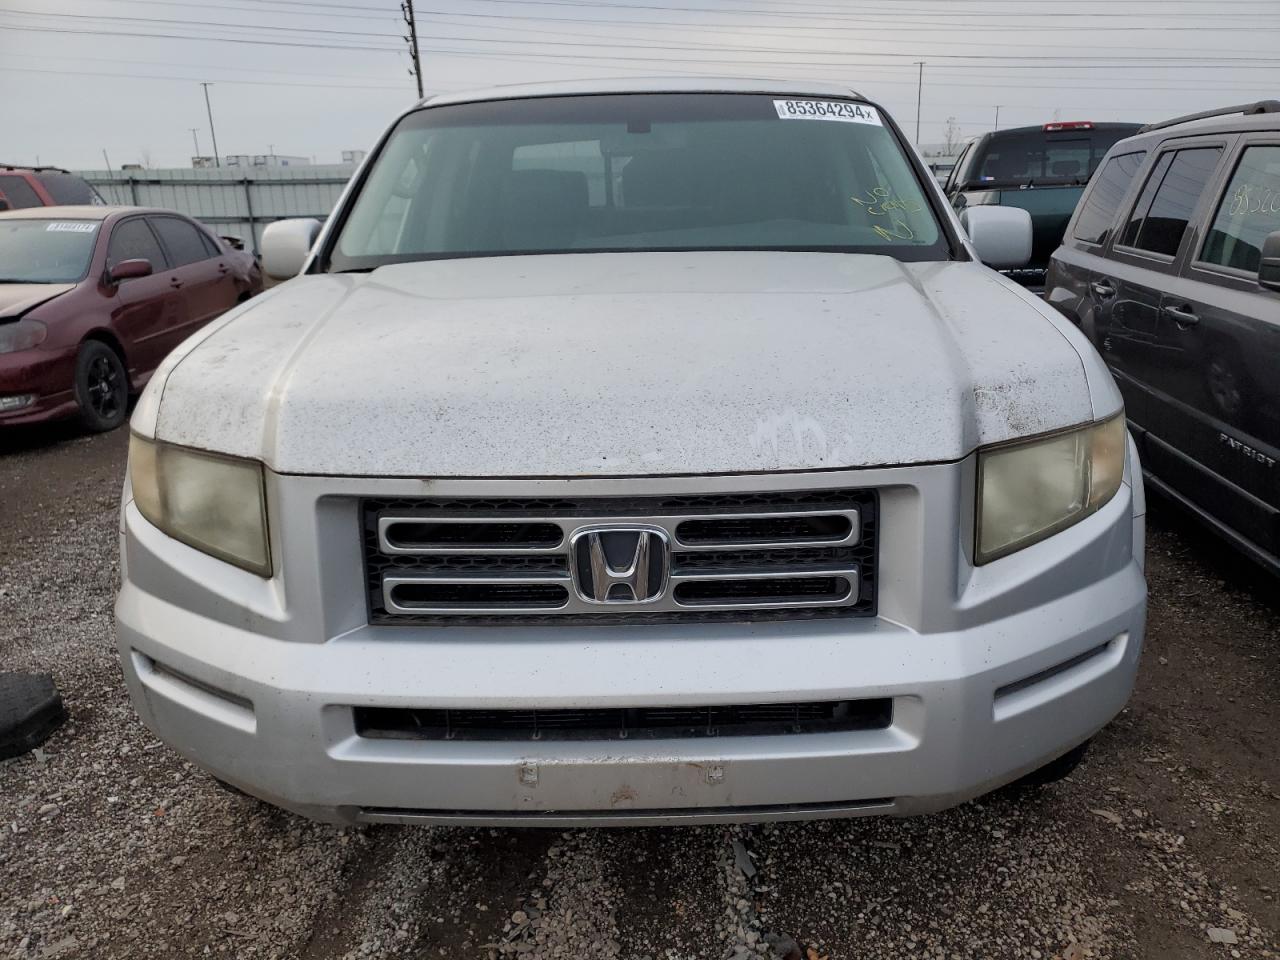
left=1044, top=121, right=1094, bottom=131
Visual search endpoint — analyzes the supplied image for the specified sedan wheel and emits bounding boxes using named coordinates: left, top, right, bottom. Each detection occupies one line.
left=73, top=341, right=128, bottom=432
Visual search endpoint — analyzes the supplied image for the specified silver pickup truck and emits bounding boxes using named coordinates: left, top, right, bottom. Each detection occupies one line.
left=115, top=79, right=1147, bottom=826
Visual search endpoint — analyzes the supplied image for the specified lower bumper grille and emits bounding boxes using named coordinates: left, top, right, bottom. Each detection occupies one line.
left=354, top=699, right=893, bottom=742
left=362, top=488, right=878, bottom=626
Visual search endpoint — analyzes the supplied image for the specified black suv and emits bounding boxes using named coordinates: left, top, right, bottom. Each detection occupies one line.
left=945, top=122, right=1142, bottom=289
left=1046, top=100, right=1280, bottom=573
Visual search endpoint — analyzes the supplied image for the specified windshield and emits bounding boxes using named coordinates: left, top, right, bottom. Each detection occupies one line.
left=328, top=93, right=946, bottom=270
left=965, top=127, right=1140, bottom=187
left=0, top=219, right=99, bottom=283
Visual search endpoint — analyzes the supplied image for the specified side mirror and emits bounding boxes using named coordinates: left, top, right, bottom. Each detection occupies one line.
left=261, top=218, right=322, bottom=280
left=109, top=258, right=153, bottom=283
left=959, top=206, right=1033, bottom=269
left=1258, top=230, right=1280, bottom=292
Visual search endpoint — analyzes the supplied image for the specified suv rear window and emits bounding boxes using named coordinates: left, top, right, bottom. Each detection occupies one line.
left=0, top=174, right=42, bottom=210
left=965, top=126, right=1140, bottom=187
left=1073, top=152, right=1147, bottom=244
left=1200, top=145, right=1280, bottom=274
left=329, top=93, right=946, bottom=270
left=1119, top=147, right=1222, bottom=257
left=35, top=172, right=103, bottom=205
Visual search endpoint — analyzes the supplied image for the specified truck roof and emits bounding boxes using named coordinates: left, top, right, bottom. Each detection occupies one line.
left=421, top=77, right=865, bottom=109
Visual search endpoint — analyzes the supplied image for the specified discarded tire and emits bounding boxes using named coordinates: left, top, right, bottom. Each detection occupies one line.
left=0, top=673, right=68, bottom=761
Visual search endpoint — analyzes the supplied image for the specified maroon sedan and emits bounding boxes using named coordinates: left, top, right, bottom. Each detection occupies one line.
left=0, top=206, right=262, bottom=431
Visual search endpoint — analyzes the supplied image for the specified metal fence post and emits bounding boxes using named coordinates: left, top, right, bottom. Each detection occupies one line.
left=242, top=178, right=259, bottom=257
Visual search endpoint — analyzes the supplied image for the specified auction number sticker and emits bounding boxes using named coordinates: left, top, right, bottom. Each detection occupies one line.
left=773, top=99, right=881, bottom=125
left=45, top=222, right=98, bottom=233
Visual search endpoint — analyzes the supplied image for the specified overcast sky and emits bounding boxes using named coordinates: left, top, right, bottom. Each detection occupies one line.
left=1, top=0, right=1276, bottom=170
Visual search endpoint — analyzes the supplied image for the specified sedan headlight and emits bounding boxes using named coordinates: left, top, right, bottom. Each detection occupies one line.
left=976, top=413, right=1126, bottom=564
left=0, top=319, right=47, bottom=354
left=129, top=435, right=271, bottom=576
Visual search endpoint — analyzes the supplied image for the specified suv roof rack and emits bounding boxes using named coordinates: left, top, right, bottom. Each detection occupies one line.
left=1139, top=100, right=1280, bottom=134
left=0, top=163, right=73, bottom=174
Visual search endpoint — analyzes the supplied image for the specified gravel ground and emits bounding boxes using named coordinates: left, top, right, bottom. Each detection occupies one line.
left=1, top=426, right=1277, bottom=960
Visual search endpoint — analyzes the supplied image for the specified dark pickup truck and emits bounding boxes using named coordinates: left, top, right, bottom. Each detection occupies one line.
left=945, top=122, right=1142, bottom=290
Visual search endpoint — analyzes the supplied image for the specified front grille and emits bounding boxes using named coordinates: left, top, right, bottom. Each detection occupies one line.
left=354, top=698, right=893, bottom=741
left=362, top=488, right=877, bottom=626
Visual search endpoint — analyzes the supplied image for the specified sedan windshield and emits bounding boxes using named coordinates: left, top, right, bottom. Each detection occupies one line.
left=0, top=219, right=99, bottom=283
left=328, top=93, right=946, bottom=270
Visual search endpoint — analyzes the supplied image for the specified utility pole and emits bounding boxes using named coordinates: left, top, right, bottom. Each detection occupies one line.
left=102, top=148, right=112, bottom=171
left=189, top=127, right=201, bottom=158
left=201, top=83, right=221, bottom=167
left=993, top=105, right=1001, bottom=131
left=402, top=0, right=423, bottom=99
left=914, top=61, right=925, bottom=145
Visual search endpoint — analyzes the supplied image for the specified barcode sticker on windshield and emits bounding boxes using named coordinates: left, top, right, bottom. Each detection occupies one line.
left=773, top=100, right=881, bottom=125
left=45, top=222, right=98, bottom=233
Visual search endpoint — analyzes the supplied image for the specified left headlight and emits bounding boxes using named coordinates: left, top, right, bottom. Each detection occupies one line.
left=976, top=413, right=1126, bottom=565
left=0, top=319, right=48, bottom=354
left=129, top=435, right=271, bottom=577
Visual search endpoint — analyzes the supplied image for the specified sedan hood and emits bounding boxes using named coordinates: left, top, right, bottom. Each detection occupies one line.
left=0, top=283, right=75, bottom=319
left=153, top=252, right=1099, bottom=477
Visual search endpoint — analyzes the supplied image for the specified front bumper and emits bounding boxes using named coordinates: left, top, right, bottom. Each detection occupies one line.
left=0, top=348, right=76, bottom=426
left=115, top=457, right=1147, bottom=826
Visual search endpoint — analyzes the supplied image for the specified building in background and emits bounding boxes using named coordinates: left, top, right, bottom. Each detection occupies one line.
left=78, top=163, right=357, bottom=255
left=193, top=153, right=362, bottom=169
left=223, top=153, right=312, bottom=169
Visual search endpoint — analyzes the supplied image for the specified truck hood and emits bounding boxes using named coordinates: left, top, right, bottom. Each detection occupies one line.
left=152, top=252, right=1099, bottom=477
left=0, top=283, right=76, bottom=319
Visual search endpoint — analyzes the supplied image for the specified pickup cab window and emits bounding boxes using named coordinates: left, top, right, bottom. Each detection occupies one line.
left=329, top=94, right=946, bottom=270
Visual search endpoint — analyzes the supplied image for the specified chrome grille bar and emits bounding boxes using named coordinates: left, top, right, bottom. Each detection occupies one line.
left=380, top=561, right=859, bottom=616
left=377, top=508, right=860, bottom=555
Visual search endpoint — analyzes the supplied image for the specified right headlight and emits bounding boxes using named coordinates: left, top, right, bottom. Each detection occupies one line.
left=976, top=413, right=1126, bottom=565
left=129, top=434, right=272, bottom=577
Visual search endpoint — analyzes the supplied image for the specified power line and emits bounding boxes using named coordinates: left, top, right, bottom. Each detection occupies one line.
left=409, top=11, right=1280, bottom=58
left=0, top=65, right=407, bottom=91
left=7, top=17, right=1277, bottom=65
left=1, top=8, right=404, bottom=38
left=0, top=22, right=403, bottom=52
left=359, top=0, right=1280, bottom=21
left=1, top=49, right=1262, bottom=97
left=414, top=8, right=1280, bottom=38
left=402, top=43, right=1280, bottom=76
left=82, top=0, right=402, bottom=21
left=14, top=6, right=1275, bottom=57
left=72, top=0, right=1280, bottom=21
left=1, top=51, right=407, bottom=83
left=76, top=0, right=1280, bottom=31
